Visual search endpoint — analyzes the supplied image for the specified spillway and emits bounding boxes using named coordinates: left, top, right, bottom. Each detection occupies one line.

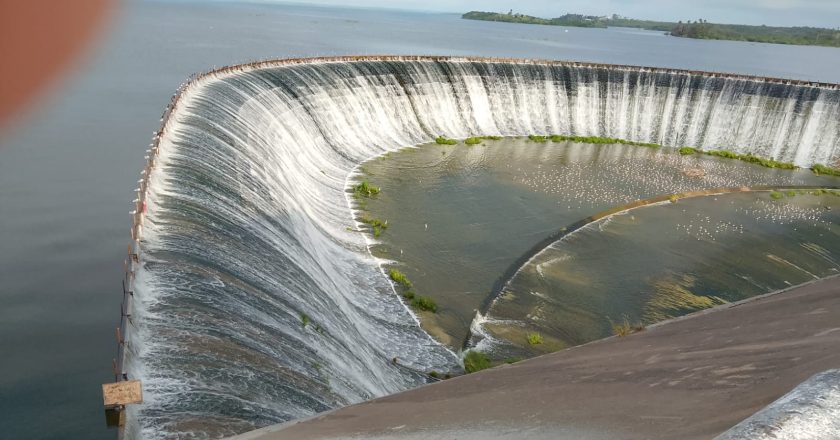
left=125, top=56, right=840, bottom=439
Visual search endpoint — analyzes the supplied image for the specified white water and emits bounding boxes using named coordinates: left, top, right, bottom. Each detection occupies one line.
left=126, top=57, right=840, bottom=438
left=715, top=370, right=840, bottom=440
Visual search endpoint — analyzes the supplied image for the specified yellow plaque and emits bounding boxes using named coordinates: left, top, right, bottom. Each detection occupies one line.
left=102, top=380, right=143, bottom=407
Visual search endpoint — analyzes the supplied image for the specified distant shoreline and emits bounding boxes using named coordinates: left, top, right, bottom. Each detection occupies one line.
left=462, top=11, right=840, bottom=48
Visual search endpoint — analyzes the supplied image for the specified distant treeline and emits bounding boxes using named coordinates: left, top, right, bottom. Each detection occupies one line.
left=462, top=11, right=840, bottom=48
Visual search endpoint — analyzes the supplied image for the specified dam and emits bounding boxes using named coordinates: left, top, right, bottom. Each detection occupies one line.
left=121, top=56, right=840, bottom=439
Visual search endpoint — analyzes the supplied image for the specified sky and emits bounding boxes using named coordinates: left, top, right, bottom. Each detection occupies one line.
left=238, top=0, right=840, bottom=28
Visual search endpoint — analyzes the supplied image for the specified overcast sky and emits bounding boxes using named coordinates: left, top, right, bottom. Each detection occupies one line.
left=255, top=0, right=840, bottom=28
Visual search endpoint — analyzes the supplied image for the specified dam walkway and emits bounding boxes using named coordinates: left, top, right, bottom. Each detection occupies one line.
left=231, top=275, right=840, bottom=440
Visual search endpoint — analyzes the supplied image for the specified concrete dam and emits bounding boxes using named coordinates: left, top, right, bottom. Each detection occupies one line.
left=121, top=56, right=840, bottom=438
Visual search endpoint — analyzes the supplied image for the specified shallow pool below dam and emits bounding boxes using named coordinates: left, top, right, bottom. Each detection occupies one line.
left=355, top=138, right=840, bottom=354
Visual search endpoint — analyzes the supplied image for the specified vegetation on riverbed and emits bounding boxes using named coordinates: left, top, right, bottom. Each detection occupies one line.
left=611, top=316, right=645, bottom=337
left=389, top=269, right=412, bottom=288
left=703, top=150, right=797, bottom=169
left=463, top=350, right=491, bottom=373
left=411, top=296, right=438, bottom=312
left=527, top=332, right=543, bottom=345
left=359, top=215, right=388, bottom=237
left=812, top=164, right=840, bottom=177
left=386, top=269, right=436, bottom=313
left=435, top=133, right=838, bottom=180
left=549, top=134, right=660, bottom=148
left=498, top=133, right=835, bottom=177
left=353, top=180, right=380, bottom=198
left=386, top=282, right=433, bottom=312
left=435, top=136, right=458, bottom=145
left=464, top=136, right=502, bottom=145
left=769, top=188, right=840, bottom=199
left=462, top=11, right=840, bottom=48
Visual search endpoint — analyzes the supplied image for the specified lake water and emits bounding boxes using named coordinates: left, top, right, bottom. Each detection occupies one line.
left=2, top=1, right=840, bottom=439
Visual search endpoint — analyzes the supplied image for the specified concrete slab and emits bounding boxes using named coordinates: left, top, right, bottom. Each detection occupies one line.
left=232, top=276, right=840, bottom=440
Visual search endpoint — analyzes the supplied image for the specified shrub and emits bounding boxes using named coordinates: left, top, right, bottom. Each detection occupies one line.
left=412, top=296, right=438, bottom=313
left=353, top=180, right=380, bottom=198
left=428, top=371, right=440, bottom=379
left=528, top=134, right=548, bottom=143
left=464, top=137, right=482, bottom=145
left=769, top=191, right=784, bottom=200
left=402, top=290, right=416, bottom=300
left=300, top=313, right=310, bottom=327
left=679, top=147, right=698, bottom=155
left=526, top=332, right=543, bottom=345
left=435, top=136, right=457, bottom=145
left=463, top=350, right=491, bottom=373
left=482, top=135, right=503, bottom=140
left=812, top=164, right=840, bottom=177
left=389, top=269, right=412, bottom=288
left=358, top=216, right=387, bottom=237
left=611, top=316, right=644, bottom=337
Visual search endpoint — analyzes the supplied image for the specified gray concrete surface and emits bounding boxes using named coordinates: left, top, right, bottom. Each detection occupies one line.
left=233, top=276, right=840, bottom=440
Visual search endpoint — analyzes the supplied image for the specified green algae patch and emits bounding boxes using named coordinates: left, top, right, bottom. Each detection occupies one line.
left=643, top=274, right=727, bottom=323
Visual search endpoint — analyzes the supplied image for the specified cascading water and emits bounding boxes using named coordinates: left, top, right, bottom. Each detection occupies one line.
left=126, top=57, right=840, bottom=439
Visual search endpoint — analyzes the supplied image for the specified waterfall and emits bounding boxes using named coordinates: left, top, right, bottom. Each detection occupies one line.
left=126, top=57, right=840, bottom=439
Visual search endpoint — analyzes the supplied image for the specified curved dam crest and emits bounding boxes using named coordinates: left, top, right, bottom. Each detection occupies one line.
left=126, top=56, right=840, bottom=438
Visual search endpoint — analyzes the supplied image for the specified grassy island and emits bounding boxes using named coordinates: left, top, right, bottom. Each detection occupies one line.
left=462, top=11, right=840, bottom=48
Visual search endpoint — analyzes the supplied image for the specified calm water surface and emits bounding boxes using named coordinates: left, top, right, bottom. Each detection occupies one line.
left=355, top=138, right=840, bottom=346
left=486, top=191, right=840, bottom=359
left=2, top=1, right=840, bottom=438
